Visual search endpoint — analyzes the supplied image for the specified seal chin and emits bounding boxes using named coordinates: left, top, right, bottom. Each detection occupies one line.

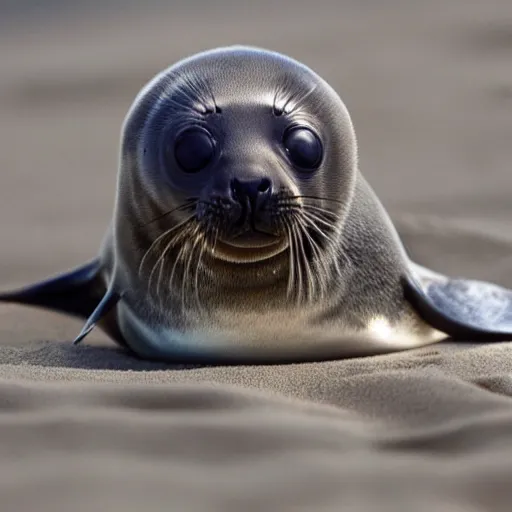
left=213, top=233, right=289, bottom=263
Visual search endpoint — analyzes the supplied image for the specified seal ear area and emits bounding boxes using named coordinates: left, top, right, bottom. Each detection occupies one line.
left=0, top=260, right=123, bottom=346
left=403, top=263, right=512, bottom=342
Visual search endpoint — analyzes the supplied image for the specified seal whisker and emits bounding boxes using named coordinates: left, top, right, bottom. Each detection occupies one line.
left=181, top=225, right=203, bottom=316
left=299, top=210, right=338, bottom=239
left=141, top=199, right=198, bottom=227
left=299, top=223, right=338, bottom=254
left=281, top=218, right=296, bottom=300
left=288, top=219, right=306, bottom=305
left=140, top=232, right=174, bottom=284
left=139, top=231, right=170, bottom=279
left=296, top=222, right=311, bottom=304
left=206, top=224, right=220, bottom=257
left=295, top=205, right=341, bottom=246
left=139, top=215, right=196, bottom=280
left=159, top=98, right=202, bottom=116
left=177, top=74, right=217, bottom=114
left=298, top=203, right=339, bottom=220
left=166, top=239, right=188, bottom=304
left=293, top=216, right=316, bottom=302
left=153, top=236, right=178, bottom=307
left=169, top=227, right=196, bottom=310
left=156, top=226, right=196, bottom=306
left=300, top=210, right=354, bottom=280
left=138, top=214, right=197, bottom=277
left=196, top=224, right=220, bottom=313
left=285, top=220, right=299, bottom=303
left=299, top=212, right=332, bottom=300
left=193, top=234, right=209, bottom=316
left=152, top=227, right=192, bottom=304
left=294, top=213, right=329, bottom=299
left=288, top=194, right=346, bottom=206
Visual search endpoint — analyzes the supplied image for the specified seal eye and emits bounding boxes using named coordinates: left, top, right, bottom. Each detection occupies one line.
left=174, top=129, right=215, bottom=172
left=283, top=127, right=322, bottom=170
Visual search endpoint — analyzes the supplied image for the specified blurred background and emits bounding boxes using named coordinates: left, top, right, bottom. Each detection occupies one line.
left=1, top=0, right=511, bottom=292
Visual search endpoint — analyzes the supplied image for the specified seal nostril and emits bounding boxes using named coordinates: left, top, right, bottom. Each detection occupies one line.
left=258, top=178, right=271, bottom=193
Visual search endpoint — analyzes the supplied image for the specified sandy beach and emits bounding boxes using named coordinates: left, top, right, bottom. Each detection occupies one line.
left=1, top=1, right=512, bottom=510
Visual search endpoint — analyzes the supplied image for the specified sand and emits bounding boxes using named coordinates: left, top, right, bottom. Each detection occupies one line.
left=1, top=1, right=512, bottom=510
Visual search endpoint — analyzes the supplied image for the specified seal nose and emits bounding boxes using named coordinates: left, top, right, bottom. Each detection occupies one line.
left=231, top=177, right=272, bottom=211
left=231, top=177, right=272, bottom=205
left=230, top=177, right=273, bottom=228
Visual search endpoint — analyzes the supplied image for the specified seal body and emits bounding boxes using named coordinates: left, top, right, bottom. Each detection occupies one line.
left=107, top=47, right=440, bottom=362
left=2, top=46, right=511, bottom=363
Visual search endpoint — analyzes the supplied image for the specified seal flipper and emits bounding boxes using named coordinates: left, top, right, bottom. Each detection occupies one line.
left=72, top=285, right=120, bottom=345
left=404, top=262, right=512, bottom=342
left=0, top=260, right=105, bottom=320
left=0, top=260, right=125, bottom=346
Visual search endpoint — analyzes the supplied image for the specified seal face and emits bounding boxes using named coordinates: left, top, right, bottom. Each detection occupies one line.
left=2, top=45, right=512, bottom=364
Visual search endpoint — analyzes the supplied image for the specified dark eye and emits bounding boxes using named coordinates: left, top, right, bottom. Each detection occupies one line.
left=283, top=127, right=322, bottom=170
left=174, top=128, right=215, bottom=172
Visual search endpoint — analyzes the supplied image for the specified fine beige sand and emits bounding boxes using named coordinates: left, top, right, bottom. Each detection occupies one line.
left=1, top=1, right=512, bottom=510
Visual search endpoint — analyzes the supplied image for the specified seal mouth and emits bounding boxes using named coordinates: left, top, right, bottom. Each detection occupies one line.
left=213, top=232, right=288, bottom=263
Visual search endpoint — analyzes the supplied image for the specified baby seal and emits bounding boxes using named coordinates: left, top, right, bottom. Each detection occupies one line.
left=1, top=46, right=511, bottom=363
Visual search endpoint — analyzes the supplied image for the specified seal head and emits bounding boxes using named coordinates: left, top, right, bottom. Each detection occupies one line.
left=114, top=47, right=359, bottom=323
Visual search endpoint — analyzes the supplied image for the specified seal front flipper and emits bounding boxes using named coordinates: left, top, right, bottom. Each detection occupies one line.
left=0, top=259, right=124, bottom=346
left=73, top=285, right=121, bottom=345
left=404, top=262, right=512, bottom=342
left=0, top=259, right=104, bottom=319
